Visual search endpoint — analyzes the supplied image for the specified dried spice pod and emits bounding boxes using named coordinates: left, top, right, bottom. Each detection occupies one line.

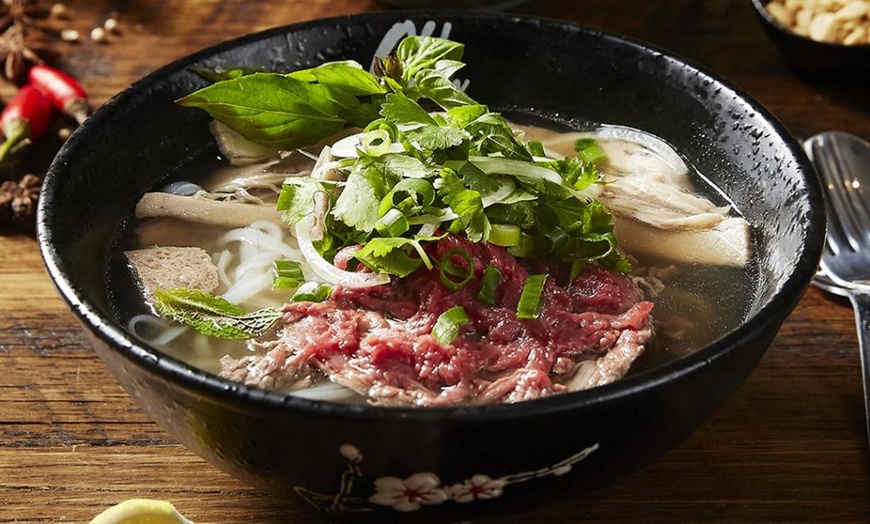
left=0, top=172, right=42, bottom=232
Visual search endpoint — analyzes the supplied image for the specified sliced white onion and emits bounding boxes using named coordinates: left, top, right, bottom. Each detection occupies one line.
left=417, top=223, right=439, bottom=237
left=407, top=211, right=458, bottom=226
left=294, top=217, right=390, bottom=289
left=330, top=132, right=406, bottom=159
left=469, top=156, right=563, bottom=186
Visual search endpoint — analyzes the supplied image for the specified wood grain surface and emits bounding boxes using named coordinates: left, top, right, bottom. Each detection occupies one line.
left=2, top=0, right=869, bottom=522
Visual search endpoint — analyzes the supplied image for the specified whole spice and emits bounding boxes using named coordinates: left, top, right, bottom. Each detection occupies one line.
left=0, top=23, right=57, bottom=83
left=28, top=64, right=88, bottom=123
left=0, top=84, right=52, bottom=163
left=0, top=172, right=41, bottom=232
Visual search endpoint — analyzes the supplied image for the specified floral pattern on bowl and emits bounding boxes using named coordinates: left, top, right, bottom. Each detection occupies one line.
left=294, top=441, right=600, bottom=513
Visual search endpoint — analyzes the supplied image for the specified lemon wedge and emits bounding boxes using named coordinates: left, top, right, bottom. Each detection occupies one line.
left=89, top=499, right=193, bottom=524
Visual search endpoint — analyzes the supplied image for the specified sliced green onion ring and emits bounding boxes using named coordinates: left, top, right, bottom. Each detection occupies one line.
left=489, top=224, right=521, bottom=247
left=432, top=305, right=469, bottom=345
left=272, top=260, right=304, bottom=289
left=517, top=273, right=548, bottom=319
left=362, top=129, right=392, bottom=156
left=439, top=247, right=474, bottom=291
left=476, top=265, right=501, bottom=306
left=375, top=208, right=410, bottom=237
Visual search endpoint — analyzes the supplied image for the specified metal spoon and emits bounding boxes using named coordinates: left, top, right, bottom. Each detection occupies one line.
left=804, top=131, right=870, bottom=448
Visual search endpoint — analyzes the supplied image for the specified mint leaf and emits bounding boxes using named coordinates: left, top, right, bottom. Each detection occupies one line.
left=154, top=288, right=281, bottom=340
left=178, top=73, right=351, bottom=149
left=288, top=60, right=386, bottom=96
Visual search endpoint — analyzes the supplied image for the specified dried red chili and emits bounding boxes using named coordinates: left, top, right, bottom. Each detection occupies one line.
left=0, top=84, right=51, bottom=163
left=28, top=64, right=89, bottom=124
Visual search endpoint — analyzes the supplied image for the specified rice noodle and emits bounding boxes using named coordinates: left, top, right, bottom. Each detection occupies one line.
left=129, top=314, right=188, bottom=347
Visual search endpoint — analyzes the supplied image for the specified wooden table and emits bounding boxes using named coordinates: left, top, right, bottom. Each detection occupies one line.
left=2, top=0, right=869, bottom=522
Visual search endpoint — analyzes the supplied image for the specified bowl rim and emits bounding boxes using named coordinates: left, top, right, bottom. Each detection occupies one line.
left=750, top=0, right=870, bottom=49
left=38, top=9, right=825, bottom=422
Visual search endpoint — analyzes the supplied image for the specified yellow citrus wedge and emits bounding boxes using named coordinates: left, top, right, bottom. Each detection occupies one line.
left=89, top=499, right=193, bottom=524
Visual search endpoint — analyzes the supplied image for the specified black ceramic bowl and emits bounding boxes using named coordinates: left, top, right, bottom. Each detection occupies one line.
left=751, top=0, right=870, bottom=80
left=38, top=11, right=824, bottom=521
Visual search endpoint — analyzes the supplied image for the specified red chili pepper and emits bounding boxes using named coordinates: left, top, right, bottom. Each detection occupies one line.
left=28, top=64, right=90, bottom=125
left=0, top=85, right=52, bottom=164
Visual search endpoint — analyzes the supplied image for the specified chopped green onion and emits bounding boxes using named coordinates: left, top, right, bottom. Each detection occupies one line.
left=362, top=129, right=392, bottom=156
left=431, top=305, right=469, bottom=345
left=272, top=260, right=304, bottom=289
left=292, top=281, right=332, bottom=302
left=489, top=224, right=521, bottom=247
left=574, top=138, right=606, bottom=165
left=276, top=183, right=294, bottom=211
left=375, top=208, right=410, bottom=237
left=517, top=273, right=548, bottom=319
left=476, top=264, right=501, bottom=305
left=439, top=247, right=474, bottom=291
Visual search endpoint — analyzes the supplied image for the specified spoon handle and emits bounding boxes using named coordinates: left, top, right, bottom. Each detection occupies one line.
left=849, top=291, right=870, bottom=448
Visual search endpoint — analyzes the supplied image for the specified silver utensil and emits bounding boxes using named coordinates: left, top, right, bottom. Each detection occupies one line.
left=804, top=131, right=870, bottom=447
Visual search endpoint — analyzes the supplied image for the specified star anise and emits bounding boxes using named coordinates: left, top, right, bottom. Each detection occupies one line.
left=0, top=22, right=56, bottom=82
left=0, top=173, right=41, bottom=233
left=0, top=0, right=50, bottom=34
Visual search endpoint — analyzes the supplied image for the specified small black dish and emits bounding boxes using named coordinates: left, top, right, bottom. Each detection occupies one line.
left=37, top=10, right=825, bottom=521
left=750, top=0, right=870, bottom=80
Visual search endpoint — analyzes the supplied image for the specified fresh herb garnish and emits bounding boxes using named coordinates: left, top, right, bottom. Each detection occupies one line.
left=153, top=287, right=281, bottom=340
left=179, top=34, right=631, bottom=311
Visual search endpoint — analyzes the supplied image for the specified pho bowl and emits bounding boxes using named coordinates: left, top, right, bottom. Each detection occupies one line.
left=37, top=11, right=824, bottom=520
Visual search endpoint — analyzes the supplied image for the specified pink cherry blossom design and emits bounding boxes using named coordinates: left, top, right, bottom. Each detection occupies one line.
left=369, top=472, right=448, bottom=512
left=447, top=474, right=506, bottom=503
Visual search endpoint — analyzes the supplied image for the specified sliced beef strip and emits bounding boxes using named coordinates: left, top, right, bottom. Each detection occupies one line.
left=220, top=236, right=654, bottom=406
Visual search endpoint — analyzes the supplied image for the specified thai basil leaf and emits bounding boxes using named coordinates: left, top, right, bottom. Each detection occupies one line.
left=288, top=60, right=386, bottom=96
left=178, top=73, right=352, bottom=150
left=380, top=92, right=437, bottom=126
left=413, top=69, right=476, bottom=110
left=397, top=36, right=465, bottom=82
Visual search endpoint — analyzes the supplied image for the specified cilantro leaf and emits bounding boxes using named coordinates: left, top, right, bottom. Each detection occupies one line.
left=332, top=168, right=382, bottom=232
left=278, top=179, right=330, bottom=227
left=354, top=237, right=425, bottom=277
left=448, top=189, right=491, bottom=242
left=405, top=125, right=468, bottom=151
